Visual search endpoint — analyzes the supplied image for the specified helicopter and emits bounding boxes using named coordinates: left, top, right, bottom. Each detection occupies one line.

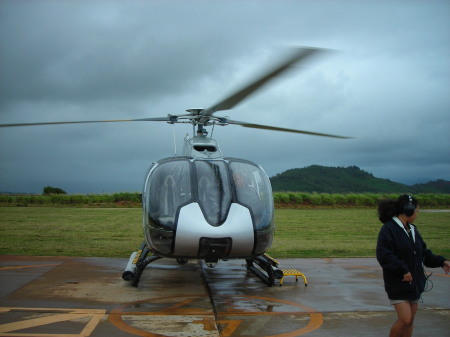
left=0, top=47, right=350, bottom=286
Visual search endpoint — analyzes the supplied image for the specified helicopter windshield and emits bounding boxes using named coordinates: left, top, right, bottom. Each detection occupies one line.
left=229, top=160, right=273, bottom=231
left=144, top=158, right=274, bottom=227
left=147, top=159, right=192, bottom=228
left=195, top=160, right=232, bottom=226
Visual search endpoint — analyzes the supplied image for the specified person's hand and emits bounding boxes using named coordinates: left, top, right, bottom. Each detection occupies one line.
left=402, top=272, right=413, bottom=284
left=442, top=261, right=450, bottom=275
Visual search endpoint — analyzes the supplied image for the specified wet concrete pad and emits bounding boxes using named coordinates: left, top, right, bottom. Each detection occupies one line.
left=1, top=255, right=449, bottom=336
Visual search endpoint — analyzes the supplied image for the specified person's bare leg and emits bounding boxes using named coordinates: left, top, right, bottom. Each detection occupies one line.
left=402, top=303, right=418, bottom=337
left=389, top=302, right=417, bottom=337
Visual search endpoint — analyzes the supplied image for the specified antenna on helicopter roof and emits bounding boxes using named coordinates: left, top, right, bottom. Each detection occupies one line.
left=172, top=124, right=177, bottom=156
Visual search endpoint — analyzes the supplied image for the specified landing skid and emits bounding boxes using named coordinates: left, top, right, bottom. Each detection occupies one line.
left=123, top=243, right=283, bottom=287
left=122, top=242, right=162, bottom=287
left=246, top=253, right=280, bottom=287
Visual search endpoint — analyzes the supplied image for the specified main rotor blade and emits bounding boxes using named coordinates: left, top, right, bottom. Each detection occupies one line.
left=204, top=47, right=326, bottom=117
left=225, top=119, right=352, bottom=139
left=0, top=117, right=172, bottom=128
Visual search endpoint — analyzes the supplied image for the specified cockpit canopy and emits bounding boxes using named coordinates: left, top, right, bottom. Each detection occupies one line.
left=143, top=157, right=273, bottom=229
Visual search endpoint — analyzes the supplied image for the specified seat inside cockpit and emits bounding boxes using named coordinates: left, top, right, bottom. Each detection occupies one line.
left=159, top=175, right=177, bottom=226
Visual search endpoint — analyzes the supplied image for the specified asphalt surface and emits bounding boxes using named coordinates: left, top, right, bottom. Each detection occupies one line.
left=0, top=255, right=449, bottom=336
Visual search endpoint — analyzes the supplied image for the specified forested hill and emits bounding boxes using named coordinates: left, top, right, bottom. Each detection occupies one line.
left=269, top=165, right=450, bottom=193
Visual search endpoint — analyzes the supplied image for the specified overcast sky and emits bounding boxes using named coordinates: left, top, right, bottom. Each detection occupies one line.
left=0, top=0, right=449, bottom=194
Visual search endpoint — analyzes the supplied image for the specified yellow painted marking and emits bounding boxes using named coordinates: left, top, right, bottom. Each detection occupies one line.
left=0, top=307, right=106, bottom=337
left=132, top=250, right=142, bottom=264
left=109, top=294, right=324, bottom=337
left=216, top=320, right=243, bottom=337
left=192, top=316, right=217, bottom=331
left=263, top=253, right=279, bottom=265
left=345, top=266, right=381, bottom=269
left=216, top=295, right=323, bottom=337
left=0, top=264, right=59, bottom=271
left=433, top=273, right=450, bottom=278
left=347, top=266, right=450, bottom=278
left=161, top=297, right=198, bottom=312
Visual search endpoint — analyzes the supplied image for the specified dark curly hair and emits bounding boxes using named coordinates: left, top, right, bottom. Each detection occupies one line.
left=377, top=194, right=418, bottom=223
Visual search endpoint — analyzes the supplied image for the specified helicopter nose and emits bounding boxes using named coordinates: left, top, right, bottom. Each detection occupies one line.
left=198, top=237, right=232, bottom=260
left=173, top=203, right=254, bottom=257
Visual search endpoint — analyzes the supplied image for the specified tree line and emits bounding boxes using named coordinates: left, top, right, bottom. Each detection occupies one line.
left=0, top=192, right=449, bottom=208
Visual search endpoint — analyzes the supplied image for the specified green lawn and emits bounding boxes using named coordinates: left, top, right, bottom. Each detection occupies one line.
left=270, top=209, right=449, bottom=258
left=0, top=207, right=448, bottom=258
left=0, top=208, right=142, bottom=257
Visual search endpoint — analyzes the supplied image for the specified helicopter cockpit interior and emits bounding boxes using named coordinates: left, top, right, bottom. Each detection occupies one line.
left=143, top=157, right=274, bottom=259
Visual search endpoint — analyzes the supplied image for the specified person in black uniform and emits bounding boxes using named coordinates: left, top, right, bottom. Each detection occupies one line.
left=376, top=194, right=450, bottom=337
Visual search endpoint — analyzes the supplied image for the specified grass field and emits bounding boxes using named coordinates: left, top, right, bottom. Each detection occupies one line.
left=0, top=207, right=448, bottom=258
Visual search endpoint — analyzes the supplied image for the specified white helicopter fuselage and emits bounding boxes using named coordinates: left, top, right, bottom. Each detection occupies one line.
left=142, top=135, right=275, bottom=263
left=173, top=202, right=254, bottom=257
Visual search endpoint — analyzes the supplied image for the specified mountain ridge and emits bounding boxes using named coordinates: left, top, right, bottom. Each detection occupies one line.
left=270, top=165, right=450, bottom=193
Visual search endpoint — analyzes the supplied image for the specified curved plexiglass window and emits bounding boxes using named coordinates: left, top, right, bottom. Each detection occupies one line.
left=147, top=159, right=192, bottom=230
left=145, top=158, right=273, bottom=230
left=230, top=160, right=274, bottom=254
left=229, top=161, right=274, bottom=230
left=195, top=160, right=232, bottom=226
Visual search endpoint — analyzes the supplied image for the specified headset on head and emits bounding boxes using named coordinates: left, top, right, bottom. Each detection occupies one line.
left=404, top=194, right=416, bottom=216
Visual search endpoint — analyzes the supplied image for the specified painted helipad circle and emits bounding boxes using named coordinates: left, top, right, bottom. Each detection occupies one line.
left=109, top=294, right=323, bottom=337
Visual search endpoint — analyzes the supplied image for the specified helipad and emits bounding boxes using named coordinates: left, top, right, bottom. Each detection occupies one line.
left=0, top=255, right=448, bottom=336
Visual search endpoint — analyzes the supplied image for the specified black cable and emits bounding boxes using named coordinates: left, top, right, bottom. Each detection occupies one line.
left=424, top=272, right=434, bottom=293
